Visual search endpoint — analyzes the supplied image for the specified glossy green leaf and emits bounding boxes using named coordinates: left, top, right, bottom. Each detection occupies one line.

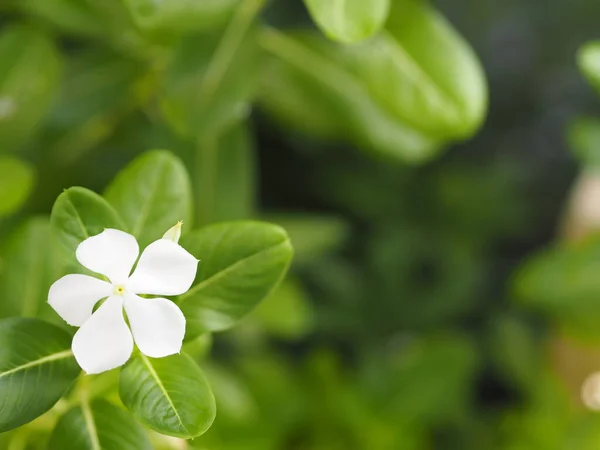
left=176, top=221, right=293, bottom=338
left=514, top=235, right=600, bottom=340
left=0, top=318, right=80, bottom=432
left=119, top=352, right=215, bottom=439
left=50, top=186, right=125, bottom=258
left=578, top=41, right=600, bottom=96
left=304, top=0, right=390, bottom=43
left=567, top=116, right=600, bottom=167
left=0, top=218, right=62, bottom=319
left=123, top=0, right=241, bottom=35
left=0, top=26, right=61, bottom=152
left=195, top=122, right=255, bottom=226
left=160, top=0, right=263, bottom=138
left=0, top=156, right=34, bottom=216
left=48, top=399, right=152, bottom=450
left=104, top=150, right=192, bottom=248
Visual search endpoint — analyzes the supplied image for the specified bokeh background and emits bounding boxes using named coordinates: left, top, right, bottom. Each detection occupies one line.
left=3, top=0, right=600, bottom=448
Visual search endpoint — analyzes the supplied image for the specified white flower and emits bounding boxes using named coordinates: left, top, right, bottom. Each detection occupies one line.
left=48, top=225, right=198, bottom=374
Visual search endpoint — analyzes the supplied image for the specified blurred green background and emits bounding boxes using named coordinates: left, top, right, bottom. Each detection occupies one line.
left=3, top=0, right=600, bottom=448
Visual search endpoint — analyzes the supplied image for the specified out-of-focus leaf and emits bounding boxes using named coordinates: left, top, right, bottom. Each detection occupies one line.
left=49, top=50, right=143, bottom=130
left=48, top=399, right=152, bottom=450
left=104, top=150, right=192, bottom=248
left=0, top=318, right=80, bottom=432
left=355, top=0, right=487, bottom=139
left=176, top=221, right=293, bottom=339
left=264, top=214, right=349, bottom=263
left=0, top=26, right=61, bottom=153
left=195, top=122, right=255, bottom=226
left=123, top=0, right=241, bottom=35
left=19, top=0, right=145, bottom=54
left=119, top=352, right=216, bottom=439
left=489, top=314, right=540, bottom=390
left=250, top=278, right=314, bottom=339
left=50, top=187, right=125, bottom=259
left=259, top=28, right=439, bottom=163
left=304, top=0, right=390, bottom=43
left=44, top=50, right=143, bottom=165
left=0, top=156, right=34, bottom=216
left=578, top=41, right=600, bottom=96
left=160, top=0, right=263, bottom=138
left=259, top=0, right=487, bottom=163
left=363, top=335, right=479, bottom=425
left=567, top=116, right=600, bottom=167
left=0, top=218, right=62, bottom=320
left=514, top=235, right=600, bottom=340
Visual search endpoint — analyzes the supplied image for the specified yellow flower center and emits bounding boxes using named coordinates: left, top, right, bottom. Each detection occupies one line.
left=113, top=285, right=126, bottom=296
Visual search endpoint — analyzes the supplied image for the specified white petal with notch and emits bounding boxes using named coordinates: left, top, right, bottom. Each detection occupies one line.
left=128, top=239, right=198, bottom=296
left=76, top=229, right=139, bottom=284
left=124, top=294, right=186, bottom=358
left=48, top=274, right=112, bottom=326
left=72, top=296, right=134, bottom=374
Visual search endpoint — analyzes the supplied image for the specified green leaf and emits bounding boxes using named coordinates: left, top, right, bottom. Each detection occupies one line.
left=258, top=28, right=440, bottom=163
left=258, top=0, right=487, bottom=162
left=18, top=0, right=145, bottom=54
left=578, top=41, right=600, bottom=96
left=0, top=156, right=34, bottom=216
left=567, top=116, right=600, bottom=167
left=123, top=0, right=241, bottom=35
left=304, top=0, right=390, bottom=43
left=514, top=235, right=600, bottom=341
left=119, top=352, right=215, bottom=439
left=0, top=26, right=62, bottom=152
left=176, top=221, right=293, bottom=338
left=0, top=218, right=62, bottom=319
left=357, top=0, right=488, bottom=139
left=0, top=317, right=80, bottom=432
left=48, top=399, right=152, bottom=450
left=194, top=122, right=255, bottom=226
left=160, top=0, right=263, bottom=138
left=104, top=150, right=192, bottom=248
left=50, top=186, right=125, bottom=258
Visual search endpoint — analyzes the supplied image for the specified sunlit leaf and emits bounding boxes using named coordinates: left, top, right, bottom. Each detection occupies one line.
left=579, top=41, right=600, bottom=96
left=304, top=0, right=390, bottom=43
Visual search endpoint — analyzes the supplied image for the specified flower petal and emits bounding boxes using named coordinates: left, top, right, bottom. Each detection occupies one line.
left=128, top=239, right=198, bottom=296
left=124, top=294, right=186, bottom=358
left=72, top=296, right=133, bottom=374
left=48, top=274, right=112, bottom=326
left=76, top=229, right=139, bottom=283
